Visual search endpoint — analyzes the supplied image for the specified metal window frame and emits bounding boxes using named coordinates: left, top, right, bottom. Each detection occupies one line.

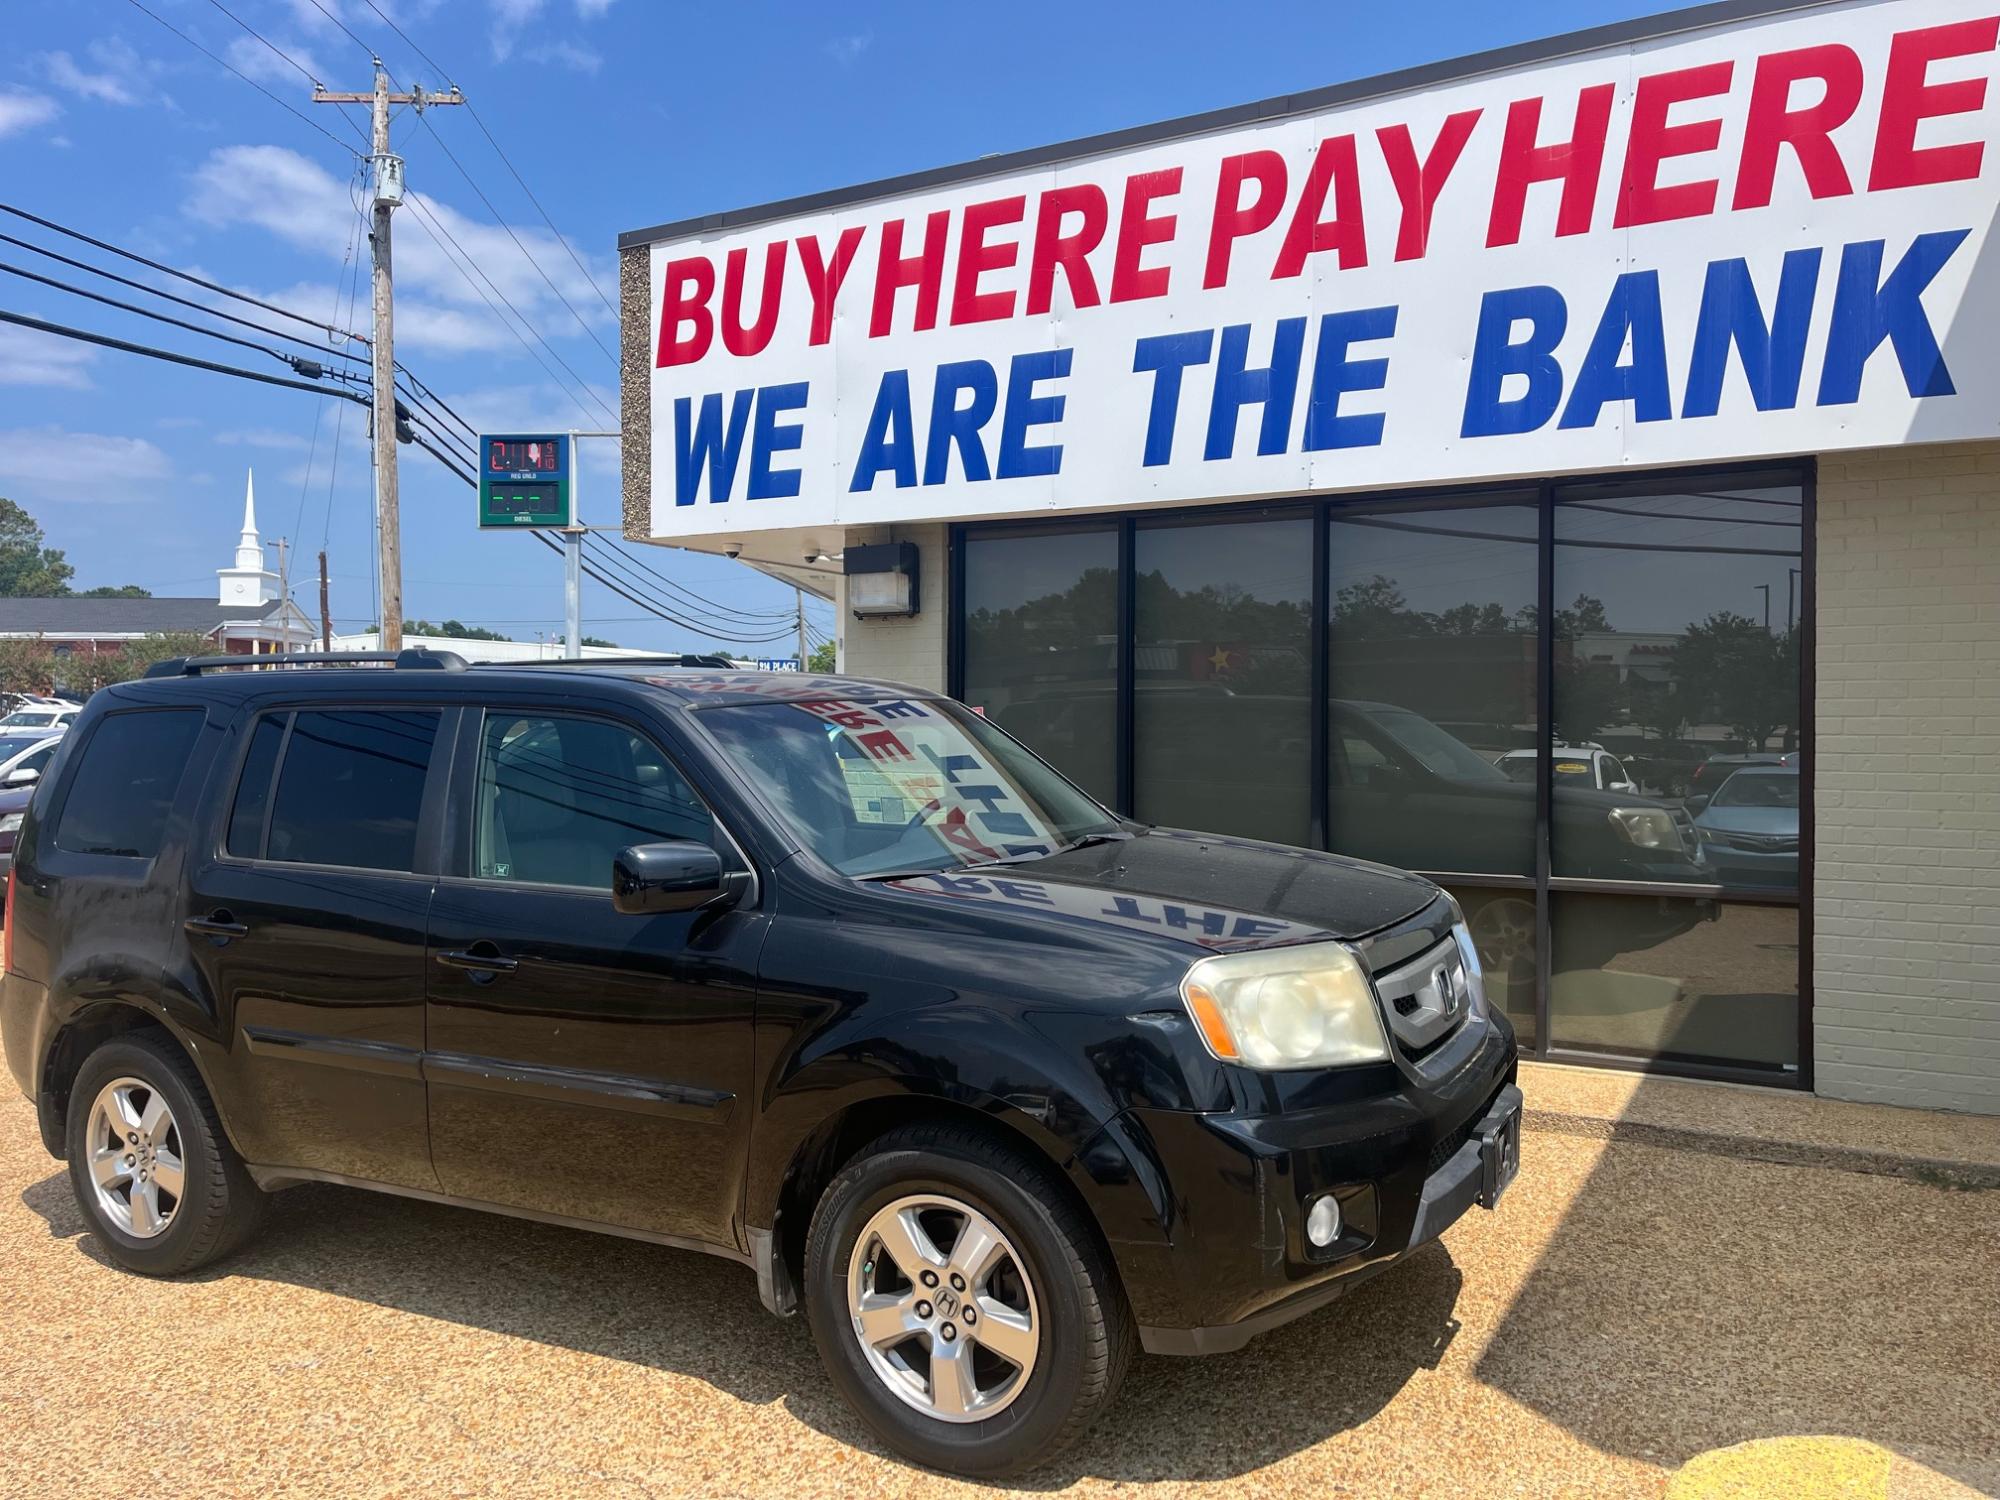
left=949, top=454, right=1815, bottom=1090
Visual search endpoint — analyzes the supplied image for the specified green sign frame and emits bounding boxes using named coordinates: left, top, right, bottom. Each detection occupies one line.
left=479, top=434, right=572, bottom=528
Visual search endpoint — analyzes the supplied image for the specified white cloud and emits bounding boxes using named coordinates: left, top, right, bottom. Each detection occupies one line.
left=575, top=0, right=616, bottom=16
left=0, top=426, right=174, bottom=501
left=39, top=39, right=170, bottom=109
left=442, top=381, right=620, bottom=471
left=824, top=33, right=872, bottom=66
left=0, top=326, right=95, bottom=390
left=216, top=428, right=315, bottom=451
left=522, top=40, right=603, bottom=74
left=0, top=91, right=60, bottom=139
left=186, top=144, right=618, bottom=357
left=487, top=0, right=544, bottom=58
left=224, top=35, right=330, bottom=89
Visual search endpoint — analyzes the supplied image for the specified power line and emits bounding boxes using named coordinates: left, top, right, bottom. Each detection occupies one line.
left=0, top=202, right=364, bottom=344
left=297, top=0, right=375, bottom=60
left=120, top=0, right=360, bottom=157
left=589, top=538, right=800, bottom=625
left=0, top=307, right=370, bottom=403
left=201, top=0, right=322, bottom=86
left=531, top=533, right=801, bottom=643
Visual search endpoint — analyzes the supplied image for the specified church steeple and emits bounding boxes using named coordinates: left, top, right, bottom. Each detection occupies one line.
left=218, top=468, right=281, bottom=608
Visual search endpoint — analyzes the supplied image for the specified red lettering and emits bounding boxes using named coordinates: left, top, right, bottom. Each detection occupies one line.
left=797, top=227, right=864, bottom=346
left=654, top=256, right=714, bottom=367
left=868, top=210, right=949, bottom=337
left=1203, top=150, right=1287, bottom=289
left=1025, top=184, right=1107, bottom=315
left=1273, top=134, right=1367, bottom=277
left=719, top=241, right=786, bottom=357
left=951, top=195, right=1026, bottom=325
left=1733, top=45, right=1863, bottom=209
left=1377, top=110, right=1481, bottom=261
left=1616, top=60, right=1735, bottom=227
left=856, top=728, right=913, bottom=761
left=1869, top=16, right=2000, bottom=192
left=1110, top=168, right=1181, bottom=303
left=1486, top=83, right=1616, bottom=247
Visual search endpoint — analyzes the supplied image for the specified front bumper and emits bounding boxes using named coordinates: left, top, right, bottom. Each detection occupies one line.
left=1116, top=1018, right=1520, bottom=1356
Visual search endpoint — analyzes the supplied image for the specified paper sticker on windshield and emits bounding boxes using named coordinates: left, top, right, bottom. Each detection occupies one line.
left=1555, top=761, right=1590, bottom=775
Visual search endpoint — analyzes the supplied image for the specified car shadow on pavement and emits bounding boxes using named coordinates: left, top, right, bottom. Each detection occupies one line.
left=1470, top=1127, right=2000, bottom=1496
left=22, top=1167, right=1463, bottom=1485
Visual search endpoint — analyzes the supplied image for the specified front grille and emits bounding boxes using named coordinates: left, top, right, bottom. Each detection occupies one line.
left=1372, top=936, right=1472, bottom=1058
left=1426, top=1110, right=1481, bottom=1175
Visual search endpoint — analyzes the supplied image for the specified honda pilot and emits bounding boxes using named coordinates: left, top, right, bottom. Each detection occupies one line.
left=0, top=651, right=1519, bottom=1477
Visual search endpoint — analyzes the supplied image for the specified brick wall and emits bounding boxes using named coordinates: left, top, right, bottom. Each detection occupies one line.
left=1815, top=442, right=2000, bottom=1114
left=838, top=524, right=949, bottom=691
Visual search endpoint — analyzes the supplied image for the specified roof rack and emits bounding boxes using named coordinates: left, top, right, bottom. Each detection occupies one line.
left=495, top=653, right=739, bottom=669
left=142, top=648, right=468, bottom=678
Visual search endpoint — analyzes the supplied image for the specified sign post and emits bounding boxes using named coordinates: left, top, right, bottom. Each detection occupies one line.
left=478, top=431, right=618, bottom=660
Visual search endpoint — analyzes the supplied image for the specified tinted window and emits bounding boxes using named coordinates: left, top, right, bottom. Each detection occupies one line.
left=1327, top=499, right=1538, bottom=875
left=225, top=715, right=287, bottom=858
left=53, top=709, right=204, bottom=859
left=1135, top=513, right=1312, bottom=844
left=961, top=525, right=1118, bottom=805
left=20, top=743, right=54, bottom=774
left=474, top=714, right=713, bottom=889
left=267, top=709, right=439, bottom=871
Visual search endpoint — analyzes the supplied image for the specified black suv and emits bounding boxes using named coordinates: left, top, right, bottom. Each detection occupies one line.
left=0, top=652, right=1519, bottom=1477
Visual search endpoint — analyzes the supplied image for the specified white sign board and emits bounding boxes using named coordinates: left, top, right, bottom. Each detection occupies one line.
left=642, top=0, right=2000, bottom=539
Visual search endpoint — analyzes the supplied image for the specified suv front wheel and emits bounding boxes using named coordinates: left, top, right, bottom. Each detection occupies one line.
left=64, top=1030, right=265, bottom=1275
left=803, top=1121, right=1131, bottom=1477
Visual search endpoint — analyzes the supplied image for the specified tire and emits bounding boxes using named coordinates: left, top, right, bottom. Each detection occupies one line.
left=64, top=1030, right=265, bottom=1276
left=803, top=1120, right=1132, bottom=1477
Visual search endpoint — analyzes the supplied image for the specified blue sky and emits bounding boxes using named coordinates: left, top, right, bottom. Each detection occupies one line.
left=0, top=0, right=1675, bottom=652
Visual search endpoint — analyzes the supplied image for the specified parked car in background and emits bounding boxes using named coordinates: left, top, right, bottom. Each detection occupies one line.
left=0, top=779, right=31, bottom=882
left=1688, top=750, right=1794, bottom=799
left=0, top=735, right=62, bottom=790
left=1494, top=745, right=1639, bottom=793
left=1, top=655, right=1522, bottom=1478
left=0, top=699, right=80, bottom=733
left=1692, top=766, right=1800, bottom=888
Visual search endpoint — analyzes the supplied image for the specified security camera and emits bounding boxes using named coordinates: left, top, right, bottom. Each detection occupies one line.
left=723, top=542, right=743, bottom=560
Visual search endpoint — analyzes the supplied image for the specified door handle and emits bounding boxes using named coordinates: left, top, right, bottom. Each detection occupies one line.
left=185, top=910, right=249, bottom=942
left=436, top=943, right=520, bottom=982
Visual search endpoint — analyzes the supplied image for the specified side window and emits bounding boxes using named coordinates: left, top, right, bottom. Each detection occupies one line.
left=1335, top=729, right=1393, bottom=787
left=474, top=713, right=714, bottom=889
left=225, top=714, right=288, bottom=858
left=52, top=709, right=205, bottom=860
left=22, top=744, right=54, bottom=773
left=266, top=709, right=440, bottom=871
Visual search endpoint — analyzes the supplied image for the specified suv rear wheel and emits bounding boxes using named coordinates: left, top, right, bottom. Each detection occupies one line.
left=64, top=1031, right=265, bottom=1275
left=803, top=1121, right=1131, bottom=1477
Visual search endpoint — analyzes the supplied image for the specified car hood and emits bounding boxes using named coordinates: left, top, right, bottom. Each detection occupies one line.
left=883, top=825, right=1441, bottom=954
left=1695, top=806, right=1799, bottom=836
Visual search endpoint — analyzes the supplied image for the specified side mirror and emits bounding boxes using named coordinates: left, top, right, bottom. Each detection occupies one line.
left=4, top=766, right=39, bottom=787
left=1684, top=794, right=1711, bottom=816
left=1609, top=780, right=1636, bottom=794
left=612, top=840, right=727, bottom=915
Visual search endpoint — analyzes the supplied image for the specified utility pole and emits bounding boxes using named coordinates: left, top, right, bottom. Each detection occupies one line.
left=314, top=63, right=462, bottom=655
left=318, top=550, right=332, bottom=653
left=795, top=587, right=809, bottom=671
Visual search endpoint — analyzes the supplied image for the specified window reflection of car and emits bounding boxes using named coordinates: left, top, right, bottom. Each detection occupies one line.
left=1690, top=766, right=1799, bottom=888
left=1688, top=750, right=1793, bottom=797
left=1494, top=746, right=1638, bottom=793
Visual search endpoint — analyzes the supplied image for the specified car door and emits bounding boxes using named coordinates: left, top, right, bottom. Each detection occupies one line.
left=180, top=702, right=449, bottom=1189
left=423, top=706, right=765, bottom=1250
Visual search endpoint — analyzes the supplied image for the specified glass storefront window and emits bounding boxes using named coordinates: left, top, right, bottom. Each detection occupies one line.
left=1549, top=895, right=1800, bottom=1073
left=1133, top=512, right=1313, bottom=845
left=961, top=525, right=1118, bottom=805
left=1451, top=885, right=1538, bottom=1047
left=1326, top=498, right=1539, bottom=876
left=1551, top=485, right=1803, bottom=890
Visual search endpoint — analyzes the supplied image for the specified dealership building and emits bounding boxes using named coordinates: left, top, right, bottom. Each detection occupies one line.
left=620, top=0, right=1999, bottom=1113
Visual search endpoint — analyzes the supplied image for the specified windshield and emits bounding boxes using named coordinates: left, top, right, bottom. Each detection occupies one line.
left=699, top=695, right=1121, bottom=878
left=1712, top=771, right=1800, bottom=809
left=1370, top=708, right=1508, bottom=782
left=1499, top=754, right=1598, bottom=785
left=0, top=711, right=52, bottom=727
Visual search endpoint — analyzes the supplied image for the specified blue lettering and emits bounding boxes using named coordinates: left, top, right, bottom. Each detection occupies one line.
left=849, top=370, right=917, bottom=492
left=1132, top=330, right=1214, bottom=466
left=1461, top=286, right=1567, bottom=438
left=1099, top=896, right=1162, bottom=925
left=672, top=389, right=753, bottom=505
left=1205, top=319, right=1305, bottom=461
left=924, top=360, right=998, bottom=484
left=745, top=382, right=808, bottom=500
left=995, top=349, right=1072, bottom=480
left=1817, top=230, right=1969, bottom=405
left=990, top=880, right=1053, bottom=904
left=1683, top=250, right=1821, bottom=418
left=1303, top=305, right=1397, bottom=450
left=1560, top=270, right=1670, bottom=430
left=1160, top=905, right=1231, bottom=938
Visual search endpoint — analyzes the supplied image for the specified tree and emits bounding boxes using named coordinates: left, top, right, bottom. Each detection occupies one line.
left=581, top=635, right=618, bottom=649
left=807, top=640, right=836, bottom=673
left=1672, top=611, right=1794, bottom=750
left=368, top=619, right=514, bottom=642
left=0, top=498, right=75, bottom=597
left=78, top=584, right=152, bottom=598
left=85, top=633, right=211, bottom=690
left=0, top=635, right=57, bottom=695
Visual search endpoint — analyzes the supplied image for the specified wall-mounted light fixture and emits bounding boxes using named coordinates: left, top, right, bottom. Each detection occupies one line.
left=845, top=541, right=920, bottom=619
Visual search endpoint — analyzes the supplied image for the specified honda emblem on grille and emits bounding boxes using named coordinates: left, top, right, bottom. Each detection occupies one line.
left=1433, top=964, right=1459, bottom=1016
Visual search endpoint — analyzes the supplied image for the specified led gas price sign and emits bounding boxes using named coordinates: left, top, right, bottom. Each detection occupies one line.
left=478, top=434, right=572, bottom=528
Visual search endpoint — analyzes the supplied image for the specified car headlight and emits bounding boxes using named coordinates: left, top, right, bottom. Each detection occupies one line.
left=1179, top=941, right=1388, bottom=1069
left=0, top=812, right=21, bottom=836
left=1607, top=806, right=1677, bottom=850
left=1447, top=909, right=1489, bottom=1019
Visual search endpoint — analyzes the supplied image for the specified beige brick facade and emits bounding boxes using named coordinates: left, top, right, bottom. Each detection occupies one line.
left=837, top=523, right=950, bottom=690
left=1813, top=442, right=2000, bottom=1114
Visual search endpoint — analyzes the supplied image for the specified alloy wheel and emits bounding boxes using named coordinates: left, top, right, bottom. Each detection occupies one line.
left=85, top=1076, right=184, bottom=1240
